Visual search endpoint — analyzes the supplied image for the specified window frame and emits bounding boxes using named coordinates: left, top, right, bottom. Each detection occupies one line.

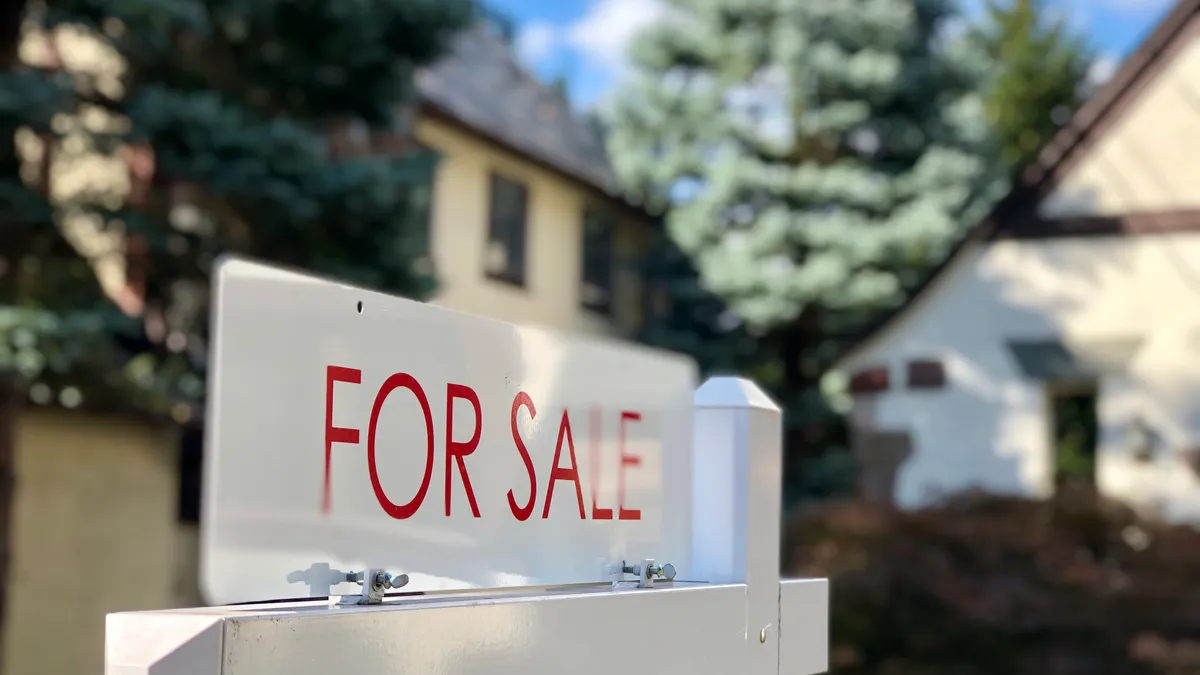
left=484, top=172, right=530, bottom=287
left=580, top=207, right=616, bottom=314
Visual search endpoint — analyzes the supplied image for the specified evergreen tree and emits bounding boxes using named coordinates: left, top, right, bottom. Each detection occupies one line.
left=0, top=0, right=474, bottom=416
left=605, top=0, right=1006, bottom=496
left=980, top=0, right=1091, bottom=169
left=639, top=227, right=760, bottom=377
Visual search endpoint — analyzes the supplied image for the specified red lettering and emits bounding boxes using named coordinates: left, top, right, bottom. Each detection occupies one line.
left=445, top=383, right=482, bottom=518
left=508, top=393, right=538, bottom=521
left=542, top=409, right=585, bottom=519
left=589, top=408, right=613, bottom=520
left=368, top=373, right=435, bottom=520
left=323, top=366, right=362, bottom=513
left=618, top=411, right=642, bottom=521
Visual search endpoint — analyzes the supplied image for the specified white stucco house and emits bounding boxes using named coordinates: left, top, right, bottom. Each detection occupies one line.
left=837, top=0, right=1200, bottom=522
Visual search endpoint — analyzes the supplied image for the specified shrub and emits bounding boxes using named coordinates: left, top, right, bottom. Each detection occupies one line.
left=783, top=490, right=1200, bottom=675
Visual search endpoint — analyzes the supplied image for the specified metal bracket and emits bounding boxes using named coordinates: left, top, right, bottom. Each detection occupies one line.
left=609, top=558, right=676, bottom=589
left=333, top=568, right=410, bottom=606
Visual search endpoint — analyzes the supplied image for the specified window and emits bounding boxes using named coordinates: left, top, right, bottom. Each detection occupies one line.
left=1048, top=381, right=1099, bottom=492
left=848, top=366, right=889, bottom=394
left=906, top=359, right=946, bottom=389
left=485, top=173, right=528, bottom=285
left=581, top=209, right=614, bottom=313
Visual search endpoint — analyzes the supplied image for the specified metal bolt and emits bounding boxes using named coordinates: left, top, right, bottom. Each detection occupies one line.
left=647, top=563, right=676, bottom=581
left=621, top=562, right=676, bottom=580
left=759, top=626, right=768, bottom=644
left=346, top=570, right=409, bottom=590
left=380, top=572, right=409, bottom=589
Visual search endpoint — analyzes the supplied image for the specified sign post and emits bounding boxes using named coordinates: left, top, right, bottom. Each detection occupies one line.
left=105, top=259, right=828, bottom=674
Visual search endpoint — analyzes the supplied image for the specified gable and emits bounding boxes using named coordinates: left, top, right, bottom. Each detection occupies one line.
left=416, top=23, right=619, bottom=196
left=1040, top=22, right=1200, bottom=217
left=836, top=0, right=1200, bottom=369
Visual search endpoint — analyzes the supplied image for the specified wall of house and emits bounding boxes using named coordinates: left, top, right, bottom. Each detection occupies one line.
left=1041, top=28, right=1200, bottom=217
left=842, top=229, right=1200, bottom=521
left=415, top=117, right=649, bottom=340
left=842, top=26, right=1200, bottom=520
left=2, top=408, right=183, bottom=675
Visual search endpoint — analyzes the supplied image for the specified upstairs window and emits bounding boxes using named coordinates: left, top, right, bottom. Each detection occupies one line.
left=485, top=173, right=528, bottom=286
left=581, top=209, right=615, bottom=313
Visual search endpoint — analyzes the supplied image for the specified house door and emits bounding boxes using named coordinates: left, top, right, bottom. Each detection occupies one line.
left=1048, top=381, right=1099, bottom=491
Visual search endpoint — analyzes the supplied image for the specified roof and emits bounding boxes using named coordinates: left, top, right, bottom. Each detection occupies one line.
left=415, top=22, right=625, bottom=201
left=836, top=0, right=1200, bottom=369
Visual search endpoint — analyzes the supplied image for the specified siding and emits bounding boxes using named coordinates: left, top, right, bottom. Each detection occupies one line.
left=2, top=409, right=181, bottom=675
left=416, top=117, right=649, bottom=339
left=1042, top=35, right=1200, bottom=216
left=843, top=231, right=1200, bottom=521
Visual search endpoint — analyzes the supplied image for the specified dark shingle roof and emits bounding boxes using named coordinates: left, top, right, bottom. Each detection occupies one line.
left=416, top=23, right=620, bottom=195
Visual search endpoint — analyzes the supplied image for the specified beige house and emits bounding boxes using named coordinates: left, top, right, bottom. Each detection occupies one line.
left=5, top=19, right=657, bottom=675
left=414, top=23, right=655, bottom=337
left=837, top=0, right=1200, bottom=517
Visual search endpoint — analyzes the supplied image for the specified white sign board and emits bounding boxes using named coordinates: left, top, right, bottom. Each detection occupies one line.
left=201, top=258, right=698, bottom=604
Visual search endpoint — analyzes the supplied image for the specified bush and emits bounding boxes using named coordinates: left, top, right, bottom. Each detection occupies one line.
left=783, top=490, right=1200, bottom=675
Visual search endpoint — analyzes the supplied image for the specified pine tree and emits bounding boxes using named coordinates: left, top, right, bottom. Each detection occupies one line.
left=639, top=227, right=760, bottom=377
left=980, top=0, right=1091, bottom=169
left=0, top=0, right=474, bottom=416
left=605, top=0, right=1006, bottom=497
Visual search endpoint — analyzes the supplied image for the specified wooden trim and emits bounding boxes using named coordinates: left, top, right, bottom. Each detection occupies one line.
left=849, top=366, right=889, bottom=394
left=906, top=360, right=946, bottom=390
left=996, top=209, right=1200, bottom=239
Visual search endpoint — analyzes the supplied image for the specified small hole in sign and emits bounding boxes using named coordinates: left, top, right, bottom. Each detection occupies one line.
left=356, top=301, right=363, bottom=314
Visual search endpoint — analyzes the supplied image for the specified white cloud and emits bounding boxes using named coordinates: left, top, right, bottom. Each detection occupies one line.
left=1087, top=53, right=1120, bottom=88
left=565, top=0, right=664, bottom=73
left=515, top=20, right=559, bottom=65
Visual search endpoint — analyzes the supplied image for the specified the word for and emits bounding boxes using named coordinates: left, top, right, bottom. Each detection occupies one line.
left=323, top=365, right=644, bottom=521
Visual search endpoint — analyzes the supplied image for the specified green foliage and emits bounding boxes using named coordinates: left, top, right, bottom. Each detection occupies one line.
left=785, top=449, right=858, bottom=508
left=785, top=491, right=1200, bottom=674
left=639, top=226, right=759, bottom=376
left=980, top=0, right=1091, bottom=169
left=606, top=0, right=1010, bottom=499
left=607, top=0, right=1007, bottom=336
left=0, top=0, right=473, bottom=415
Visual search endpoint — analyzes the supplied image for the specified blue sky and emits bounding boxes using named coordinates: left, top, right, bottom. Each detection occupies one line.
left=490, top=0, right=1178, bottom=108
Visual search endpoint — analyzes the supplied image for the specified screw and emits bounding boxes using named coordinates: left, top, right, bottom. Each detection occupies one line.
left=620, top=562, right=676, bottom=580
left=647, top=563, right=677, bottom=581
left=759, top=627, right=767, bottom=644
left=346, top=570, right=409, bottom=590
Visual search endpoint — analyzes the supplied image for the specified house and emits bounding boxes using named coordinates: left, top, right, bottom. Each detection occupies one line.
left=836, top=0, right=1200, bottom=522
left=3, top=18, right=656, bottom=675
left=413, top=22, right=654, bottom=337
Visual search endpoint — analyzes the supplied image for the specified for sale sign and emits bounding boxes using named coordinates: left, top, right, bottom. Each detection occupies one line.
left=201, top=258, right=698, bottom=604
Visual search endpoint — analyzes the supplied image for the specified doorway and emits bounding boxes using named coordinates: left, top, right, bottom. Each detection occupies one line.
left=1048, top=381, right=1100, bottom=491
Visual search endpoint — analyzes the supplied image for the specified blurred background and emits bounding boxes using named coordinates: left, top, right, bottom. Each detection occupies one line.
left=1, top=0, right=1198, bottom=672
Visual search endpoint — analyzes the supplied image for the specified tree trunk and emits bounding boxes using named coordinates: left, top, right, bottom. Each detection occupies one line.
left=781, top=310, right=823, bottom=458
left=0, top=1, right=27, bottom=661
left=0, top=376, right=19, bottom=665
